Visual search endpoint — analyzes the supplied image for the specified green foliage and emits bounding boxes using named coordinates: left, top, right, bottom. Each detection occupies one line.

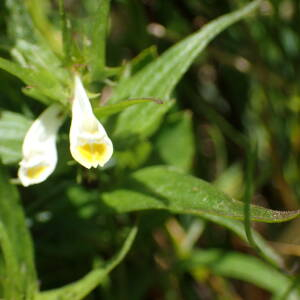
left=3, top=0, right=70, bottom=104
left=0, top=164, right=37, bottom=299
left=86, top=0, right=111, bottom=80
left=1, top=0, right=300, bottom=299
left=154, top=111, right=195, bottom=171
left=110, top=0, right=261, bottom=140
left=201, top=214, right=285, bottom=269
left=179, top=250, right=300, bottom=299
left=94, top=98, right=163, bottom=119
left=37, top=225, right=137, bottom=300
left=0, top=111, right=31, bottom=164
left=101, top=166, right=300, bottom=222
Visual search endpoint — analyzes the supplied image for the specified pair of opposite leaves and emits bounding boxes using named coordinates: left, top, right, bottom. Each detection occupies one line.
left=18, top=75, right=113, bottom=186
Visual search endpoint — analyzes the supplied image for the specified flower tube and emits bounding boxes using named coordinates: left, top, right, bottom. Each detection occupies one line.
left=18, top=104, right=64, bottom=186
left=69, top=75, right=113, bottom=169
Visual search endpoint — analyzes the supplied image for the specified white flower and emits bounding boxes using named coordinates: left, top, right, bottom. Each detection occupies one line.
left=18, top=104, right=64, bottom=187
left=69, top=75, right=113, bottom=169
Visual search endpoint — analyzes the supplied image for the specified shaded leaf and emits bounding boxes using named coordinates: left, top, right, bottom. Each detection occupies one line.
left=154, top=111, right=195, bottom=171
left=38, top=225, right=138, bottom=300
left=201, top=214, right=284, bottom=269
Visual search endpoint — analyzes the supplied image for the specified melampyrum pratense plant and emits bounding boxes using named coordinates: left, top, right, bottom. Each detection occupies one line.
left=0, top=0, right=300, bottom=299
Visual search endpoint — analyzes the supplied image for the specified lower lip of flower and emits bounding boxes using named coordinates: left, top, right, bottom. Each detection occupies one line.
left=26, top=164, right=49, bottom=179
left=77, top=142, right=107, bottom=164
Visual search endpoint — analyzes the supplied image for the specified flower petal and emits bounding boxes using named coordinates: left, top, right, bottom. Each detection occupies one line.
left=69, top=75, right=113, bottom=168
left=18, top=104, right=64, bottom=186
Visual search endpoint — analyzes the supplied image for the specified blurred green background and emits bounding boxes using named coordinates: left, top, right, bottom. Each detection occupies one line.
left=1, top=0, right=300, bottom=299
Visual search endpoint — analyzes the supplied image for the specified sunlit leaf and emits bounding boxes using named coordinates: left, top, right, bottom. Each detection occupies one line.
left=94, top=98, right=163, bottom=119
left=110, top=0, right=261, bottom=140
left=0, top=111, right=31, bottom=164
left=0, top=164, right=37, bottom=300
left=86, top=0, right=110, bottom=80
left=0, top=57, right=68, bottom=104
left=5, top=0, right=35, bottom=42
left=24, top=0, right=62, bottom=55
left=101, top=166, right=300, bottom=223
left=179, top=249, right=299, bottom=299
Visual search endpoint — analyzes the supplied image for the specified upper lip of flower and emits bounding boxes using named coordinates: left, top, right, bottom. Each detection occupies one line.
left=69, top=75, right=113, bottom=169
left=18, top=104, right=64, bottom=187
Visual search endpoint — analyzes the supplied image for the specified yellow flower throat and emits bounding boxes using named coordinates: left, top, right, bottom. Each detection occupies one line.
left=27, top=165, right=48, bottom=179
left=77, top=143, right=107, bottom=163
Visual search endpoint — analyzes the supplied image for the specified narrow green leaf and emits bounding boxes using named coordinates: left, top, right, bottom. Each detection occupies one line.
left=12, top=38, right=68, bottom=84
left=278, top=276, right=300, bottom=300
left=0, top=57, right=68, bottom=104
left=38, top=225, right=138, bottom=300
left=110, top=0, right=261, bottom=139
left=128, top=46, right=158, bottom=76
left=22, top=87, right=51, bottom=104
left=113, top=100, right=173, bottom=140
left=0, top=57, right=30, bottom=83
left=243, top=144, right=257, bottom=247
left=0, top=164, right=37, bottom=300
left=87, top=0, right=111, bottom=80
left=113, top=0, right=261, bottom=100
left=58, top=0, right=72, bottom=65
left=4, top=0, right=70, bottom=103
left=94, top=98, right=163, bottom=119
left=0, top=111, right=31, bottom=164
left=101, top=166, right=300, bottom=223
left=179, top=250, right=299, bottom=299
left=241, top=141, right=279, bottom=267
left=24, top=0, right=62, bottom=56
left=0, top=221, right=20, bottom=300
left=5, top=0, right=35, bottom=42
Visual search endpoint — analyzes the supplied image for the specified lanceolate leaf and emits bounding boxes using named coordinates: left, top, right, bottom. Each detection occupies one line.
left=0, top=221, right=20, bottom=300
left=0, top=164, right=37, bottom=300
left=94, top=98, right=163, bottom=119
left=0, top=57, right=67, bottom=104
left=0, top=57, right=30, bottom=83
left=0, top=111, right=31, bottom=164
left=87, top=0, right=111, bottom=80
left=24, top=0, right=62, bottom=56
left=5, top=0, right=35, bottom=42
left=110, top=0, right=261, bottom=139
left=101, top=166, right=300, bottom=223
left=179, top=250, right=299, bottom=299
